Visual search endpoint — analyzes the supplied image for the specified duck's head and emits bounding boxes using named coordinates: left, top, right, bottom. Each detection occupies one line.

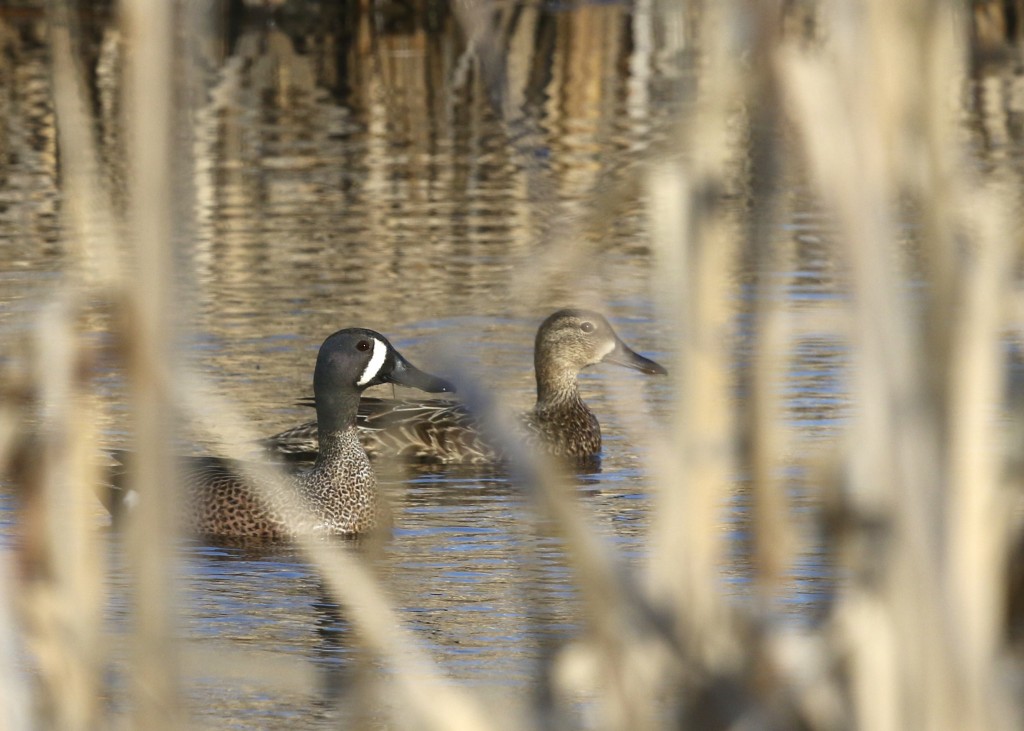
left=534, top=309, right=668, bottom=378
left=314, top=328, right=455, bottom=406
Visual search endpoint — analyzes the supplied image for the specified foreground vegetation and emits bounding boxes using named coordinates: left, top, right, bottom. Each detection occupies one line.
left=1, top=0, right=1022, bottom=729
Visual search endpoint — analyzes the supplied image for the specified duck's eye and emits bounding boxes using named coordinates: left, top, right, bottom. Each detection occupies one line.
left=356, top=340, right=371, bottom=352
left=580, top=322, right=595, bottom=334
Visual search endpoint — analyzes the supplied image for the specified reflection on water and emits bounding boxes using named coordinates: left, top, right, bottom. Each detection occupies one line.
left=4, top=0, right=1023, bottom=726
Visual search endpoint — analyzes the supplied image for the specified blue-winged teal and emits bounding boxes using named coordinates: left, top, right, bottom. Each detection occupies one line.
left=262, top=309, right=667, bottom=466
left=109, top=328, right=454, bottom=539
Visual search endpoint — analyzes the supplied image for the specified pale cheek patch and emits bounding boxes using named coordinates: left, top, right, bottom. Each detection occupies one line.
left=357, top=338, right=388, bottom=386
left=595, top=339, right=616, bottom=361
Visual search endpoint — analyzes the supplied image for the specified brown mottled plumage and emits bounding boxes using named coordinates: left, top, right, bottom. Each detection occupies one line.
left=261, top=309, right=667, bottom=466
left=180, top=430, right=378, bottom=539
left=108, top=328, right=454, bottom=540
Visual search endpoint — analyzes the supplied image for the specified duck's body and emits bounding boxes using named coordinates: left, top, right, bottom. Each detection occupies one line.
left=108, top=329, right=453, bottom=540
left=262, top=309, right=666, bottom=466
left=525, top=391, right=603, bottom=462
left=183, top=429, right=377, bottom=539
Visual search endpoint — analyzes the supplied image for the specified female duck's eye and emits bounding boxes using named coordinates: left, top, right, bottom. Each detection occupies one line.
left=356, top=340, right=371, bottom=352
left=580, top=322, right=595, bottom=334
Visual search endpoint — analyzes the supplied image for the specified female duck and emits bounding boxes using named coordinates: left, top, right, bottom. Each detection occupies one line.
left=262, top=309, right=666, bottom=466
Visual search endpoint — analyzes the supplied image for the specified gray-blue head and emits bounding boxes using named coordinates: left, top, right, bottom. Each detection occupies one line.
left=313, top=328, right=454, bottom=433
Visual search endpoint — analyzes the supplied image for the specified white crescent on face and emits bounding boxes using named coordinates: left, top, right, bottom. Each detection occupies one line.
left=357, top=338, right=388, bottom=386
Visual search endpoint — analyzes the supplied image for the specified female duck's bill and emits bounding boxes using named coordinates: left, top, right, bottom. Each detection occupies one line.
left=593, top=328, right=668, bottom=375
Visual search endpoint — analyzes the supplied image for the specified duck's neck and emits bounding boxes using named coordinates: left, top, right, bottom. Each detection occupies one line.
left=535, top=358, right=584, bottom=410
left=315, top=425, right=362, bottom=469
left=315, top=390, right=361, bottom=465
left=532, top=364, right=601, bottom=460
left=315, top=387, right=360, bottom=438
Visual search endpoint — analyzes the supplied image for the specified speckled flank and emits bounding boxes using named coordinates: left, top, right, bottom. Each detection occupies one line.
left=185, top=429, right=378, bottom=539
left=262, top=310, right=666, bottom=466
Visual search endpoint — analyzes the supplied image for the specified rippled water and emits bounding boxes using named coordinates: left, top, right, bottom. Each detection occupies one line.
left=2, top=1, right=1022, bottom=726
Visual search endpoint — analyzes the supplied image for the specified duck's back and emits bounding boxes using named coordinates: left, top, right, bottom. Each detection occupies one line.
left=262, top=397, right=603, bottom=466
left=359, top=398, right=495, bottom=464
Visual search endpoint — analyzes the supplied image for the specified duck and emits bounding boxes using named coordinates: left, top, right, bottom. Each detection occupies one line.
left=261, top=309, right=667, bottom=466
left=109, top=328, right=455, bottom=539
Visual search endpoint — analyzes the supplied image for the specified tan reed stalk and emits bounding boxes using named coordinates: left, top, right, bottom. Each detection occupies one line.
left=742, top=0, right=796, bottom=608
left=46, top=0, right=123, bottom=288
left=646, top=0, right=743, bottom=675
left=948, top=180, right=1019, bottom=727
left=0, top=555, right=30, bottom=731
left=120, top=0, right=182, bottom=726
left=0, top=353, right=32, bottom=731
left=2, top=2, right=127, bottom=728
left=25, top=304, right=108, bottom=731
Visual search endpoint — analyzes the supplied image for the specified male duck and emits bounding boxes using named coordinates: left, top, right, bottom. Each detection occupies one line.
left=261, top=309, right=666, bottom=466
left=112, top=328, right=454, bottom=539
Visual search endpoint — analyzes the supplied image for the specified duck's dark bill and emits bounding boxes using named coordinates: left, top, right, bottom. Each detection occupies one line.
left=603, top=340, right=668, bottom=376
left=387, top=353, right=456, bottom=393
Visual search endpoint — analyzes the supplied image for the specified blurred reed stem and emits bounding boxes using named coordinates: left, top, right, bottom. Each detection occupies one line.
left=120, top=0, right=182, bottom=726
left=648, top=0, right=740, bottom=672
left=742, top=0, right=794, bottom=607
left=33, top=304, right=106, bottom=731
left=10, top=2, right=122, bottom=728
left=947, top=186, right=1016, bottom=724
